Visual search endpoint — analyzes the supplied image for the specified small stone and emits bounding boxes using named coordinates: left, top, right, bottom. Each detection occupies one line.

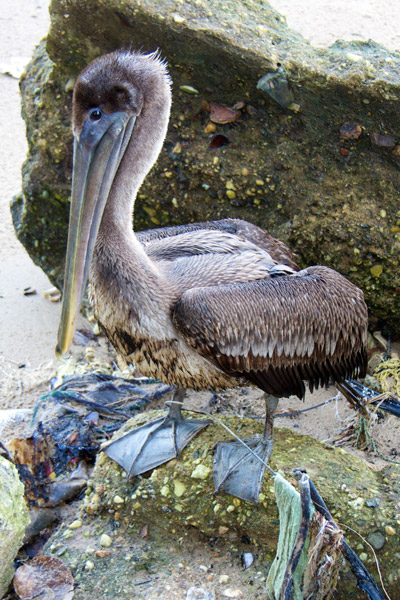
left=85, top=560, right=95, bottom=570
left=113, top=495, right=124, bottom=504
left=191, top=464, right=211, bottom=480
left=68, top=519, right=82, bottom=529
left=226, top=180, right=236, bottom=190
left=172, top=13, right=185, bottom=23
left=348, top=497, right=365, bottom=510
left=370, top=132, right=396, bottom=149
left=99, top=534, right=112, bottom=548
left=204, top=122, right=217, bottom=134
left=218, top=526, right=229, bottom=535
left=223, top=589, right=243, bottom=598
left=161, top=485, right=170, bottom=497
left=367, top=530, right=386, bottom=551
left=359, top=552, right=368, bottom=562
left=95, top=550, right=111, bottom=558
left=385, top=526, right=396, bottom=536
left=370, top=265, right=383, bottom=277
left=219, top=574, right=230, bottom=584
left=174, top=480, right=186, bottom=497
left=366, top=497, right=381, bottom=508
left=339, top=147, right=349, bottom=156
left=340, top=123, right=362, bottom=140
left=226, top=190, right=236, bottom=200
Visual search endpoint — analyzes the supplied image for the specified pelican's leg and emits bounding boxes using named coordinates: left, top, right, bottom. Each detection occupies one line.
left=104, top=387, right=210, bottom=477
left=213, top=394, right=279, bottom=504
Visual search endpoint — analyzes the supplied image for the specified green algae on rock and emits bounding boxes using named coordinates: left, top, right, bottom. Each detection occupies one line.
left=78, top=411, right=400, bottom=598
left=13, top=0, right=400, bottom=334
left=0, top=456, right=30, bottom=598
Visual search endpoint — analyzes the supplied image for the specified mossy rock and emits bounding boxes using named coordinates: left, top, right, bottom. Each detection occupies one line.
left=13, top=0, right=400, bottom=333
left=66, top=411, right=400, bottom=599
left=0, top=456, right=30, bottom=598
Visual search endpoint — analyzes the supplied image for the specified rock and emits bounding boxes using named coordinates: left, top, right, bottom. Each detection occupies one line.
left=339, top=123, right=362, bottom=140
left=0, top=455, right=30, bottom=597
left=68, top=411, right=400, bottom=599
left=13, top=0, right=400, bottom=334
left=366, top=530, right=386, bottom=551
left=370, top=132, right=396, bottom=149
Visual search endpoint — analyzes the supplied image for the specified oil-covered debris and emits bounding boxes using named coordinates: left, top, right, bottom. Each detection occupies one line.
left=4, top=373, right=173, bottom=509
left=14, top=555, right=74, bottom=600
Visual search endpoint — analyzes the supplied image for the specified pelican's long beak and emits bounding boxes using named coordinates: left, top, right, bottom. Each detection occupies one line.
left=56, top=111, right=136, bottom=357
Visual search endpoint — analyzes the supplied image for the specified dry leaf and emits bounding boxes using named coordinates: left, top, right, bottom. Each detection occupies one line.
left=14, top=555, right=74, bottom=600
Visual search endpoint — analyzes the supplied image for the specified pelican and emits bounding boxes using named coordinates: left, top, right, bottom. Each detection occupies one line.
left=56, top=50, right=368, bottom=504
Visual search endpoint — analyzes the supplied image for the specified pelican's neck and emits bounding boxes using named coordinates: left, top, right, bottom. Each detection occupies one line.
left=98, top=79, right=171, bottom=247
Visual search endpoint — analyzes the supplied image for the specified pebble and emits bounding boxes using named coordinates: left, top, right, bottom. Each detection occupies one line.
left=191, top=464, right=211, bottom=480
left=85, top=560, right=95, bottom=570
left=370, top=264, right=383, bottom=277
left=367, top=530, right=386, bottom=550
left=219, top=574, right=230, bottom=584
left=340, top=123, right=362, bottom=140
left=205, top=122, right=216, bottom=134
left=186, top=587, right=215, bottom=600
left=226, top=190, right=236, bottom=200
left=68, top=519, right=82, bottom=529
left=113, top=495, right=124, bottom=504
left=366, top=497, right=381, bottom=508
left=348, top=497, right=365, bottom=510
left=385, top=526, right=396, bottom=536
left=99, top=534, right=113, bottom=548
left=370, top=132, right=396, bottom=149
left=174, top=480, right=186, bottom=497
left=223, top=589, right=243, bottom=598
left=95, top=550, right=111, bottom=558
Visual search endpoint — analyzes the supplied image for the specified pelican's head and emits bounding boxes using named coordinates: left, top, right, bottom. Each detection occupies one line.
left=56, top=50, right=171, bottom=357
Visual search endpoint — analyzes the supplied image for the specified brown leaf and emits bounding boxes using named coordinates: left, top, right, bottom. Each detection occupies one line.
left=209, top=102, right=241, bottom=124
left=14, top=555, right=74, bottom=600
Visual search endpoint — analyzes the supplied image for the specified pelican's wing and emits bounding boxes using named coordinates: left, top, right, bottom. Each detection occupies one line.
left=136, top=218, right=298, bottom=268
left=172, top=266, right=368, bottom=399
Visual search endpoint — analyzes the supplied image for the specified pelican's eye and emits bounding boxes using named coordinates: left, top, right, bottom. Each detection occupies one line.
left=89, top=108, right=102, bottom=121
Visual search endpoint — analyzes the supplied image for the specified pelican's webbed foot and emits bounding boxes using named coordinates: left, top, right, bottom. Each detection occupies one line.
left=213, top=394, right=279, bottom=504
left=103, top=388, right=209, bottom=477
left=213, top=437, right=271, bottom=504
